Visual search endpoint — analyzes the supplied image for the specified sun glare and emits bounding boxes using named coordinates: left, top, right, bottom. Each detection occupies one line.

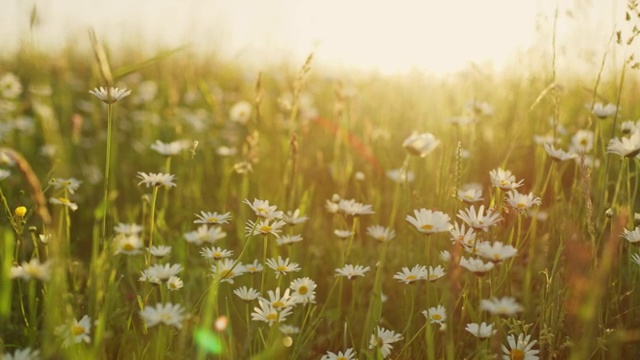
left=0, top=0, right=627, bottom=74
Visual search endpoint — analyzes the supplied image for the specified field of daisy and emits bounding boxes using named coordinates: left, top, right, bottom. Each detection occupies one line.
left=3, top=8, right=640, bottom=360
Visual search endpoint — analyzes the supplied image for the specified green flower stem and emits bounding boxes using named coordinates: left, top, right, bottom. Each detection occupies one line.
left=145, top=186, right=160, bottom=267
left=260, top=235, right=268, bottom=294
left=101, top=103, right=114, bottom=246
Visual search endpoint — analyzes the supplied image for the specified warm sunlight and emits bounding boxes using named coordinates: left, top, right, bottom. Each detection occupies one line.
left=0, top=0, right=625, bottom=74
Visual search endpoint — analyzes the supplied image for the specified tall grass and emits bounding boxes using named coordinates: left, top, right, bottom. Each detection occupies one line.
left=2, top=9, right=640, bottom=359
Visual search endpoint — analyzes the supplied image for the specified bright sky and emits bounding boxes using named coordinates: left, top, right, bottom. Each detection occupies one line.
left=0, top=0, right=627, bottom=75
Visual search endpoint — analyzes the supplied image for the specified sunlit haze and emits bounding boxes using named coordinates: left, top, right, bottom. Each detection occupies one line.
left=0, top=0, right=628, bottom=75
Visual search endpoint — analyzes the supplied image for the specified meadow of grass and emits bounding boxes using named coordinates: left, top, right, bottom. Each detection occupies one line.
left=2, top=12, right=640, bottom=359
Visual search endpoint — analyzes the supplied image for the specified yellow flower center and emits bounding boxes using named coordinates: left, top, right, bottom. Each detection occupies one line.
left=266, top=313, right=278, bottom=321
left=406, top=275, right=417, bottom=281
left=428, top=274, right=438, bottom=281
left=159, top=313, right=173, bottom=322
left=276, top=265, right=287, bottom=272
left=169, top=282, right=179, bottom=289
left=431, top=314, right=442, bottom=320
left=516, top=202, right=526, bottom=209
left=214, top=252, right=222, bottom=258
left=337, top=357, right=347, bottom=360
left=58, top=197, right=71, bottom=204
left=71, top=324, right=85, bottom=336
left=222, top=270, right=234, bottom=278
left=273, top=301, right=285, bottom=308
left=122, top=243, right=135, bottom=251
left=259, top=225, right=272, bottom=233
left=509, top=349, right=525, bottom=360
left=298, top=286, right=308, bottom=295
left=14, top=206, right=27, bottom=217
left=24, top=266, right=43, bottom=278
left=207, top=217, right=219, bottom=223
left=421, top=224, right=434, bottom=231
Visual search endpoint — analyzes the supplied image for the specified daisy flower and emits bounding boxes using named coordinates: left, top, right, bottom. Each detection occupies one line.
left=480, top=297, right=523, bottom=316
left=200, top=246, right=234, bottom=260
left=570, top=130, right=594, bottom=153
left=457, top=183, right=484, bottom=203
left=393, top=265, right=427, bottom=284
left=457, top=205, right=501, bottom=232
left=0, top=72, right=23, bottom=99
left=321, top=348, right=357, bottom=360
left=216, top=146, right=237, bottom=156
left=139, top=303, right=185, bottom=330
left=244, top=198, right=283, bottom=220
left=543, top=143, right=577, bottom=161
left=402, top=132, right=441, bottom=157
left=450, top=222, right=477, bottom=248
left=607, top=132, right=640, bottom=158
left=245, top=219, right=287, bottom=238
left=465, top=322, right=496, bottom=338
left=422, top=305, right=447, bottom=324
left=406, top=208, right=452, bottom=234
left=366, top=225, right=396, bottom=242
left=114, top=222, right=143, bottom=235
left=139, top=263, right=183, bottom=284
left=335, top=264, right=371, bottom=279
left=282, top=209, right=309, bottom=225
left=505, top=190, right=541, bottom=212
left=229, top=100, right=252, bottom=124
left=211, top=258, right=246, bottom=284
left=489, top=168, right=524, bottom=190
left=266, top=256, right=301, bottom=278
left=150, top=140, right=189, bottom=156
left=234, top=286, right=260, bottom=301
left=89, top=86, right=132, bottom=104
left=325, top=199, right=340, bottom=213
left=50, top=177, right=82, bottom=194
left=10, top=259, right=51, bottom=281
left=280, top=324, right=301, bottom=335
left=386, top=168, right=415, bottom=183
left=183, top=225, right=227, bottom=245
left=369, top=326, right=403, bottom=359
left=261, top=287, right=297, bottom=309
left=2, top=347, right=41, bottom=360
left=149, top=245, right=172, bottom=258
left=166, top=276, right=184, bottom=291
left=439, top=250, right=451, bottom=262
left=290, top=277, right=317, bottom=304
left=621, top=120, right=639, bottom=135
left=244, top=259, right=264, bottom=273
left=136, top=172, right=176, bottom=188
left=588, top=102, right=617, bottom=118
left=276, top=234, right=304, bottom=246
left=460, top=257, right=495, bottom=276
left=338, top=199, right=375, bottom=216
left=334, top=229, right=354, bottom=239
left=622, top=227, right=640, bottom=245
left=113, top=234, right=143, bottom=255
left=251, top=299, right=293, bottom=326
left=426, top=265, right=446, bottom=282
left=477, top=241, right=518, bottom=263
left=194, top=211, right=232, bottom=224
left=55, top=315, right=92, bottom=348
left=501, top=333, right=540, bottom=360
left=49, top=197, right=78, bottom=211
